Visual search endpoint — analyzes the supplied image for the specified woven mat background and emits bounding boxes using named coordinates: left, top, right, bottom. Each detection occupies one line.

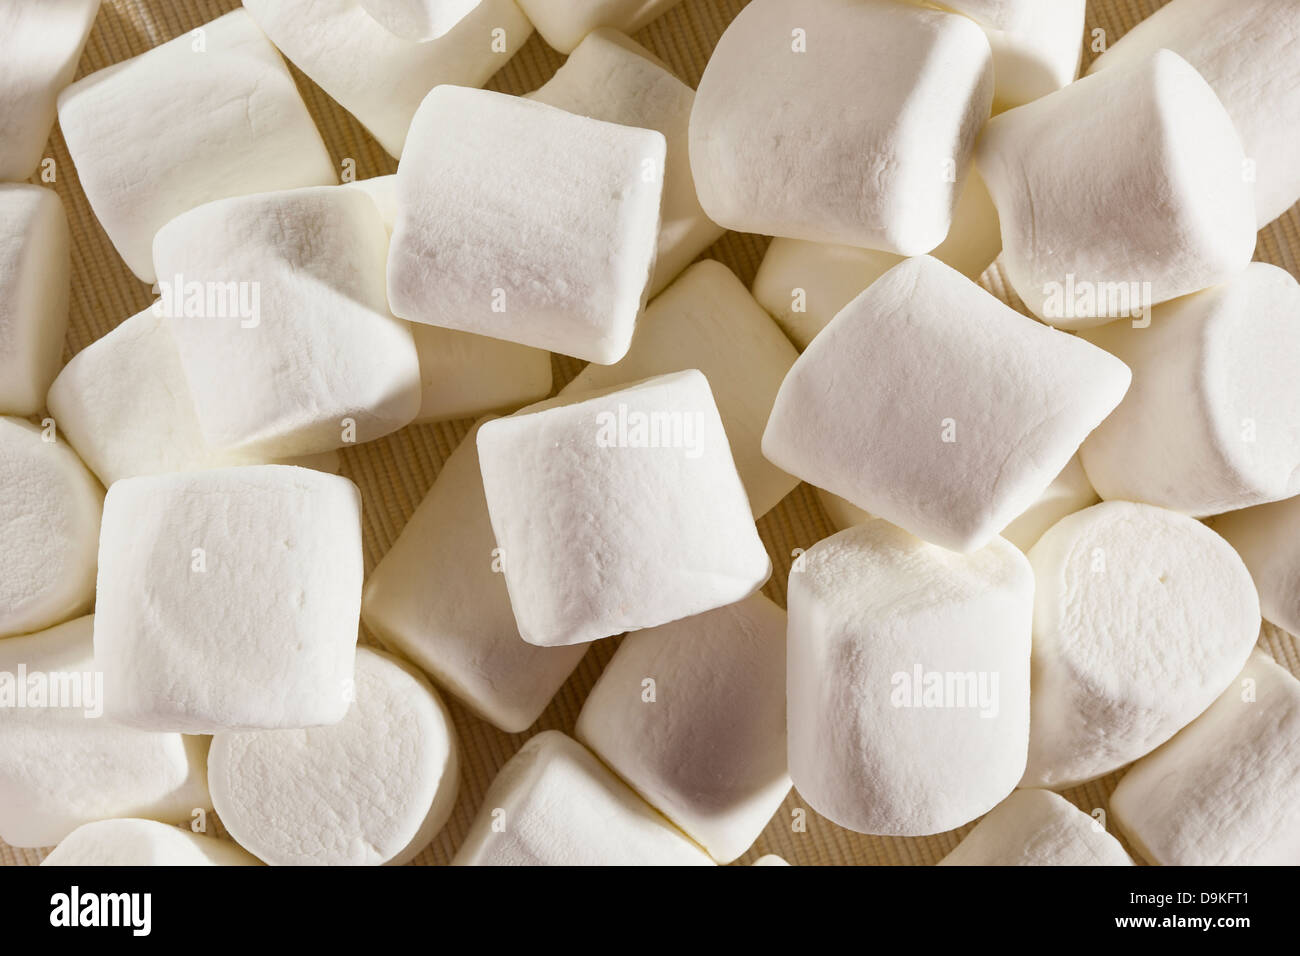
left=4, top=0, right=1298, bottom=866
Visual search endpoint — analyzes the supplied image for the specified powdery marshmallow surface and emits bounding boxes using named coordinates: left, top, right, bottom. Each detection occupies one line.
left=762, top=256, right=1131, bottom=553
left=938, top=790, right=1132, bottom=866
left=575, top=593, right=790, bottom=863
left=94, top=466, right=363, bottom=734
left=1212, top=496, right=1300, bottom=637
left=1110, top=651, right=1300, bottom=866
left=42, top=819, right=259, bottom=866
left=958, top=0, right=1085, bottom=112
left=0, top=617, right=210, bottom=849
left=358, top=0, right=480, bottom=40
left=1024, top=501, right=1261, bottom=789
left=56, top=9, right=336, bottom=282
left=0, top=417, right=102, bottom=639
left=477, top=370, right=771, bottom=647
left=516, top=0, right=685, bottom=54
left=387, top=86, right=665, bottom=365
left=208, top=647, right=459, bottom=866
left=453, top=731, right=714, bottom=865
left=787, top=521, right=1033, bottom=836
left=690, top=0, right=992, bottom=255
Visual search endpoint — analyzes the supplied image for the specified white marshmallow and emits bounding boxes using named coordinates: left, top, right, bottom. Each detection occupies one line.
left=0, top=0, right=100, bottom=181
left=0, top=617, right=210, bottom=849
left=209, top=647, right=459, bottom=866
left=243, top=0, right=532, bottom=157
left=575, top=593, right=790, bottom=863
left=516, top=0, right=684, bottom=54
left=752, top=854, right=790, bottom=866
left=762, top=256, right=1131, bottom=553
left=388, top=86, right=665, bottom=365
left=977, top=49, right=1256, bottom=328
left=56, top=10, right=336, bottom=282
left=937, top=0, right=1030, bottom=32
left=42, top=819, right=259, bottom=866
left=564, top=260, right=799, bottom=518
left=1111, top=651, right=1300, bottom=866
left=963, top=0, right=1084, bottom=112
left=1079, top=263, right=1300, bottom=516
left=0, top=417, right=102, bottom=638
left=529, top=29, right=723, bottom=297
left=1024, top=501, right=1261, bottom=789
left=938, top=790, right=1132, bottom=866
left=1211, top=496, right=1300, bottom=637
left=153, top=187, right=421, bottom=457
left=689, top=0, right=992, bottom=255
left=477, top=370, right=771, bottom=647
left=453, top=731, right=713, bottom=865
left=1089, top=0, right=1300, bottom=227
left=94, top=465, right=362, bottom=733
left=359, top=0, right=479, bottom=40
left=0, top=185, right=69, bottom=417
left=362, top=420, right=587, bottom=733
left=787, top=520, right=1033, bottom=835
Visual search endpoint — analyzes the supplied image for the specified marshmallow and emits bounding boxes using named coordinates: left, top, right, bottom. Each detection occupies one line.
left=209, top=647, right=459, bottom=866
left=359, top=0, right=479, bottom=40
left=957, top=0, right=1084, bottom=112
left=1079, top=263, right=1300, bottom=516
left=0, top=185, right=69, bottom=417
left=762, top=256, right=1131, bottom=553
left=0, top=617, right=210, bottom=848
left=388, top=86, right=665, bottom=365
left=752, top=854, right=790, bottom=866
left=977, top=49, right=1256, bottom=328
left=998, top=455, right=1097, bottom=553
left=477, top=370, right=771, bottom=647
left=56, top=10, right=336, bottom=281
left=689, top=0, right=992, bottom=255
left=564, top=260, right=799, bottom=518
left=42, top=819, right=259, bottom=866
left=0, top=417, right=102, bottom=638
left=1089, top=0, right=1300, bottom=227
left=1212, top=496, right=1300, bottom=636
left=1024, top=501, right=1261, bottom=789
left=0, top=0, right=100, bottom=181
left=751, top=170, right=1001, bottom=350
left=1111, top=651, right=1300, bottom=866
left=938, top=790, right=1132, bottom=866
left=453, top=731, right=713, bottom=865
left=153, top=187, right=421, bottom=457
left=243, top=0, right=531, bottom=157
left=937, top=0, right=1030, bottom=32
left=787, top=520, right=1033, bottom=835
left=575, top=594, right=790, bottom=863
left=516, top=0, right=684, bottom=54
left=94, top=465, right=362, bottom=733
left=362, top=420, right=587, bottom=733
left=529, top=29, right=723, bottom=296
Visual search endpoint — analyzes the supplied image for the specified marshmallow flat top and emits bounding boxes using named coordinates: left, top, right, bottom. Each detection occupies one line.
left=453, top=731, right=714, bottom=865
left=0, top=184, right=69, bottom=417
left=564, top=260, right=799, bottom=518
left=529, top=29, right=723, bottom=297
left=1111, top=651, right=1300, bottom=866
left=359, top=0, right=480, bottom=40
left=56, top=9, right=336, bottom=282
left=0, top=417, right=102, bottom=638
left=977, top=48, right=1256, bottom=326
left=42, top=818, right=259, bottom=866
left=1080, top=262, right=1300, bottom=516
left=1089, top=0, right=1300, bottom=226
left=388, top=86, right=665, bottom=365
left=153, top=186, right=421, bottom=457
left=762, top=255, right=1131, bottom=553
left=209, top=647, right=459, bottom=866
left=690, top=0, right=992, bottom=254
left=0, top=0, right=100, bottom=181
left=362, top=419, right=588, bottom=734
left=575, top=593, right=790, bottom=863
left=244, top=0, right=532, bottom=158
left=477, top=370, right=771, bottom=647
left=979, top=0, right=1085, bottom=112
left=0, top=617, right=210, bottom=849
left=1211, top=495, right=1300, bottom=637
left=516, top=0, right=684, bottom=54
left=938, top=790, right=1132, bottom=866
left=1024, top=501, right=1261, bottom=788
left=787, top=520, right=1034, bottom=836
left=94, top=465, right=363, bottom=733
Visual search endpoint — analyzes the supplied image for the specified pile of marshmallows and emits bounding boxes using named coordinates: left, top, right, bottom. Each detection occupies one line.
left=2, top=0, right=1299, bottom=867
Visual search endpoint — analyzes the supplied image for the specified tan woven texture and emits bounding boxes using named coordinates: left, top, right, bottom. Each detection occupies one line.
left=3, top=0, right=1298, bottom=866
